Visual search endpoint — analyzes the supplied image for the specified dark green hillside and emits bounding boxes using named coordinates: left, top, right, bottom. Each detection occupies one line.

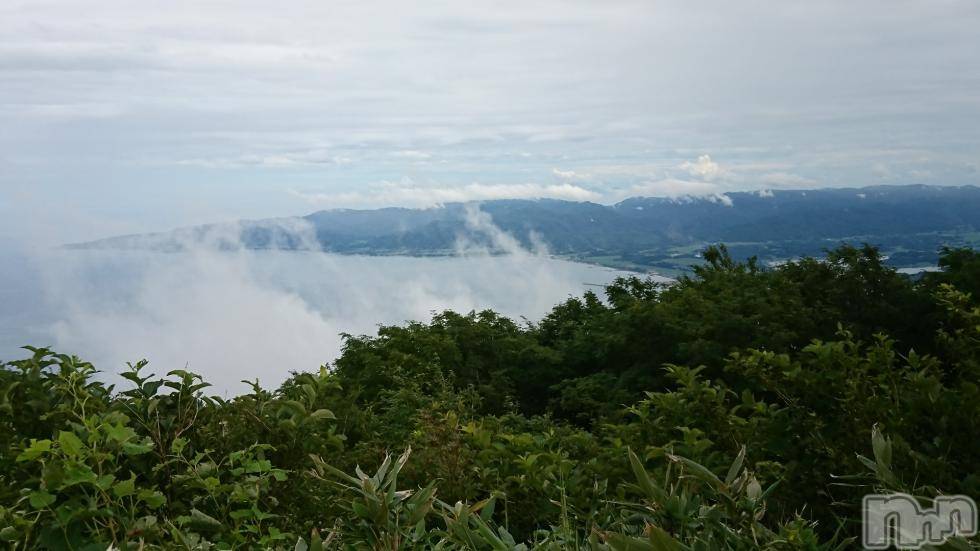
left=3, top=245, right=980, bottom=549
left=71, top=185, right=980, bottom=274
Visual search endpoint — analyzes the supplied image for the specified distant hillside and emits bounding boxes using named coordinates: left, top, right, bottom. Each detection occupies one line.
left=69, top=184, right=980, bottom=274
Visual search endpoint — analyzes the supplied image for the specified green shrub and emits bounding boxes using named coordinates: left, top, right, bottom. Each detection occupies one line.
left=2, top=245, right=979, bottom=548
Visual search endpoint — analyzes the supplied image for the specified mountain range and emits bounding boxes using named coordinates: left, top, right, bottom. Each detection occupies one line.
left=69, top=184, right=980, bottom=274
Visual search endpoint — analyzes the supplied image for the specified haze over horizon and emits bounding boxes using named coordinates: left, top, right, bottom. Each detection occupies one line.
left=2, top=0, right=979, bottom=247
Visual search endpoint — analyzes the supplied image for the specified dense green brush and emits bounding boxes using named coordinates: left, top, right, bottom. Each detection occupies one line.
left=2, top=245, right=979, bottom=549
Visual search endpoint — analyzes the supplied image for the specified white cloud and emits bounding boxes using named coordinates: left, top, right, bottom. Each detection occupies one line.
left=679, top=154, right=724, bottom=180
left=1, top=0, right=979, bottom=240
left=457, top=203, right=532, bottom=256
left=619, top=178, right=732, bottom=206
left=706, top=193, right=734, bottom=207
left=29, top=243, right=635, bottom=394
left=177, top=150, right=352, bottom=168
left=552, top=168, right=579, bottom=180
left=16, top=208, right=666, bottom=394
left=391, top=150, right=432, bottom=160
left=291, top=180, right=602, bottom=208
left=626, top=178, right=722, bottom=198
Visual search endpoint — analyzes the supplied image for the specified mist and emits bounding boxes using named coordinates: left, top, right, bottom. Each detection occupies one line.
left=0, top=214, right=649, bottom=394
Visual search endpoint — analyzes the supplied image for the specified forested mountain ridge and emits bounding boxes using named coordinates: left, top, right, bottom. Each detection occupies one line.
left=70, top=184, right=980, bottom=273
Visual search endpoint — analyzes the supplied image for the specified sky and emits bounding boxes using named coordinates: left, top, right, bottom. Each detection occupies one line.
left=2, top=0, right=979, bottom=246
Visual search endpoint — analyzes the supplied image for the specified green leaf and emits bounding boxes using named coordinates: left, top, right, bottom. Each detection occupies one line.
left=122, top=439, right=154, bottom=456
left=351, top=500, right=372, bottom=520
left=245, top=459, right=273, bottom=473
left=606, top=533, right=658, bottom=551
left=308, top=529, right=324, bottom=551
left=746, top=477, right=762, bottom=500
left=476, top=496, right=496, bottom=521
left=16, top=439, right=52, bottom=462
left=29, top=490, right=56, bottom=509
left=113, top=476, right=137, bottom=498
left=185, top=508, right=223, bottom=532
left=606, top=526, right=685, bottom=551
left=58, top=431, right=84, bottom=458
left=229, top=508, right=254, bottom=520
left=0, top=526, right=18, bottom=541
left=138, top=489, right=166, bottom=509
left=870, top=425, right=892, bottom=470
left=171, top=437, right=188, bottom=455
left=646, top=524, right=684, bottom=550
left=280, top=400, right=307, bottom=416
left=95, top=474, right=116, bottom=490
left=306, top=408, right=336, bottom=422
left=143, top=380, right=164, bottom=397
left=666, top=454, right=723, bottom=490
left=103, top=422, right=136, bottom=443
left=724, top=445, right=746, bottom=486
left=132, top=515, right=158, bottom=532
left=61, top=463, right=98, bottom=487
left=629, top=448, right=666, bottom=503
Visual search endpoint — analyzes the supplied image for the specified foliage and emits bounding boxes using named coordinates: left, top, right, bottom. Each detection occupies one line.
left=2, top=244, right=980, bottom=548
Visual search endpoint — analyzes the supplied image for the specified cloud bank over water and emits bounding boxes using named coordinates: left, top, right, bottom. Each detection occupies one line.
left=8, top=214, right=642, bottom=394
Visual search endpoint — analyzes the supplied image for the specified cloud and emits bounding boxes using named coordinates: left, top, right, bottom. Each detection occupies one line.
left=456, top=203, right=536, bottom=256
left=391, top=150, right=432, bottom=160
left=706, top=193, right=734, bottom=207
left=291, top=180, right=602, bottom=208
left=552, top=168, right=581, bottom=180
left=649, top=155, right=818, bottom=196
left=626, top=178, right=722, bottom=198
left=2, top=0, right=979, bottom=242
left=620, top=178, right=733, bottom=206
left=176, top=150, right=352, bottom=168
left=679, top=155, right=724, bottom=180
left=3, top=102, right=127, bottom=122
left=14, top=210, right=645, bottom=394
left=758, top=172, right=817, bottom=187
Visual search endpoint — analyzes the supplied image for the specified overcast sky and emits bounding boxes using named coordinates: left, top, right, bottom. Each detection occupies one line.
left=2, top=0, right=979, bottom=244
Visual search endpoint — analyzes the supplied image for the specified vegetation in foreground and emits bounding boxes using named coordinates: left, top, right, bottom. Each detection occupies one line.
left=2, top=244, right=980, bottom=549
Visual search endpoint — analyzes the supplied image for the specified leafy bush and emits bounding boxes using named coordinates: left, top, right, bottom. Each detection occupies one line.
left=2, top=245, right=979, bottom=548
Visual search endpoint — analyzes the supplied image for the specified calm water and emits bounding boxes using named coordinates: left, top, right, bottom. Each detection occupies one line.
left=0, top=249, right=659, bottom=394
